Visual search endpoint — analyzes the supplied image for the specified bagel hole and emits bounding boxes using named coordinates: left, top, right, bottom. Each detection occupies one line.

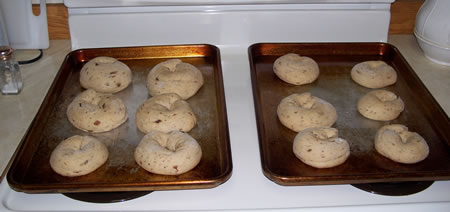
left=375, top=91, right=397, bottom=102
left=367, top=61, right=385, bottom=69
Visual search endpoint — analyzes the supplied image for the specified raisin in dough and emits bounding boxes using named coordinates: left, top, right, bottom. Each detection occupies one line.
left=80, top=56, right=132, bottom=93
left=50, top=135, right=109, bottom=177
left=135, top=93, right=197, bottom=134
left=135, top=130, right=202, bottom=175
left=293, top=127, right=350, bottom=168
left=277, top=92, right=337, bottom=132
left=273, top=53, right=320, bottom=85
left=67, top=89, right=128, bottom=133
left=147, top=59, right=204, bottom=100
left=351, top=61, right=397, bottom=89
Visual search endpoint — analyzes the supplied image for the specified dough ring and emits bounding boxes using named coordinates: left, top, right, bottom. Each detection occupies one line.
left=293, top=127, right=350, bottom=168
left=350, top=61, right=397, bottom=88
left=357, top=89, right=405, bottom=121
left=273, top=53, right=320, bottom=85
left=135, top=130, right=202, bottom=175
left=80, top=56, right=132, bottom=93
left=277, top=92, right=337, bottom=132
left=375, top=124, right=429, bottom=164
left=147, top=59, right=204, bottom=100
left=67, top=89, right=128, bottom=133
left=50, top=135, right=109, bottom=177
left=136, top=93, right=197, bottom=134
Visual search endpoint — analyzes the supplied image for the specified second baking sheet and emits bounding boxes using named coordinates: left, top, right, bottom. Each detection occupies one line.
left=249, top=43, right=450, bottom=186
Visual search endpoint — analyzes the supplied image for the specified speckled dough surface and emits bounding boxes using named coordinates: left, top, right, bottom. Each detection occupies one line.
left=80, top=56, right=132, bottom=93
left=277, top=92, right=337, bottom=132
left=147, top=59, right=204, bottom=100
left=50, top=135, right=109, bottom=177
left=293, top=127, right=350, bottom=168
left=375, top=124, right=429, bottom=164
left=350, top=61, right=397, bottom=88
left=136, top=93, right=197, bottom=134
left=273, top=53, right=320, bottom=85
left=357, top=89, right=405, bottom=121
left=135, top=130, right=202, bottom=175
left=67, top=89, right=128, bottom=133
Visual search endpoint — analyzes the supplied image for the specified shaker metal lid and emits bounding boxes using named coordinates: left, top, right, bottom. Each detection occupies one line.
left=0, top=46, right=13, bottom=60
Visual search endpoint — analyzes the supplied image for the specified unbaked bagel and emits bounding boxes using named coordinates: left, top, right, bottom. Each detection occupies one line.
left=273, top=53, right=320, bottom=85
left=357, top=89, right=405, bottom=121
left=293, top=127, right=350, bottom=168
left=277, top=92, right=337, bottom=132
left=350, top=61, right=397, bottom=88
left=50, top=135, right=109, bottom=177
left=135, top=130, right=202, bottom=175
left=135, top=93, right=197, bottom=134
left=147, top=59, right=204, bottom=100
left=80, top=56, right=132, bottom=93
left=375, top=124, right=429, bottom=164
left=67, top=89, right=128, bottom=133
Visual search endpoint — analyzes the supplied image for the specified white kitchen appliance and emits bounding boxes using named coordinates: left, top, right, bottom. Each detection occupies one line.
left=0, top=0, right=49, bottom=49
left=65, top=0, right=393, bottom=50
left=2, top=0, right=450, bottom=211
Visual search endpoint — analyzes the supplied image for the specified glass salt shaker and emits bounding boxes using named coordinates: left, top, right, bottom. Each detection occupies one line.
left=0, top=46, right=23, bottom=95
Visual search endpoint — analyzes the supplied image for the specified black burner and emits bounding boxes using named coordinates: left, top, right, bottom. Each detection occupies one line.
left=351, top=181, right=434, bottom=196
left=63, top=191, right=152, bottom=203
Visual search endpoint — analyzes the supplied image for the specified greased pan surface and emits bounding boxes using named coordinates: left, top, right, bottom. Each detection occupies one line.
left=7, top=44, right=232, bottom=193
left=249, top=43, right=450, bottom=186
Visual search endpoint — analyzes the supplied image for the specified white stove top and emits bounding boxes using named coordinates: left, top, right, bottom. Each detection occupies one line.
left=1, top=45, right=450, bottom=211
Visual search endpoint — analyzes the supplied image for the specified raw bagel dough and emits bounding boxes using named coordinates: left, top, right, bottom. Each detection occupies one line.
left=357, top=89, right=405, bottom=121
left=293, top=127, right=350, bottom=168
left=147, top=59, right=204, bottom=100
left=50, top=135, right=109, bottom=177
left=273, top=53, right=320, bottom=85
left=277, top=92, right=337, bottom=132
left=67, top=89, right=128, bottom=133
left=375, top=124, right=429, bottom=164
left=136, top=93, right=197, bottom=134
left=135, top=130, right=202, bottom=175
left=350, top=61, right=397, bottom=88
left=80, top=56, right=132, bottom=93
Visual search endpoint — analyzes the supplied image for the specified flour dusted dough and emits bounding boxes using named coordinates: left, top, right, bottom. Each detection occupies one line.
left=357, top=89, right=405, bottom=121
left=351, top=61, right=397, bottom=88
left=136, top=93, right=197, bottom=134
left=50, top=135, right=109, bottom=177
left=135, top=130, right=202, bottom=175
left=80, top=56, right=132, bottom=93
left=375, top=124, right=429, bottom=164
left=277, top=92, right=337, bottom=132
left=147, top=59, right=204, bottom=100
left=293, top=127, right=350, bottom=168
left=67, top=89, right=128, bottom=133
left=273, top=53, right=320, bottom=85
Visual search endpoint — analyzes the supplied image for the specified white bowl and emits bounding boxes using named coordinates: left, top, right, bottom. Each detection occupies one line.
left=414, top=0, right=450, bottom=66
left=415, top=31, right=450, bottom=66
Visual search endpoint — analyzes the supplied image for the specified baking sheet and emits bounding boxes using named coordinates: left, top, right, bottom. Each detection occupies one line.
left=249, top=43, right=450, bottom=186
left=7, top=44, right=232, bottom=193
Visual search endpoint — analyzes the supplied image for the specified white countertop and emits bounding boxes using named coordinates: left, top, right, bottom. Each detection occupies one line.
left=0, top=35, right=449, bottom=211
left=0, top=40, right=71, bottom=179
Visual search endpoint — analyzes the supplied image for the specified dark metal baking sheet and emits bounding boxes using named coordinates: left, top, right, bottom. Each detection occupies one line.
left=249, top=43, right=450, bottom=186
left=7, top=44, right=232, bottom=193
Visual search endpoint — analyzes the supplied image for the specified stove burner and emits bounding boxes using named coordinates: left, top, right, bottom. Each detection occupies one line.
left=351, top=181, right=434, bottom=196
left=63, top=191, right=152, bottom=203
